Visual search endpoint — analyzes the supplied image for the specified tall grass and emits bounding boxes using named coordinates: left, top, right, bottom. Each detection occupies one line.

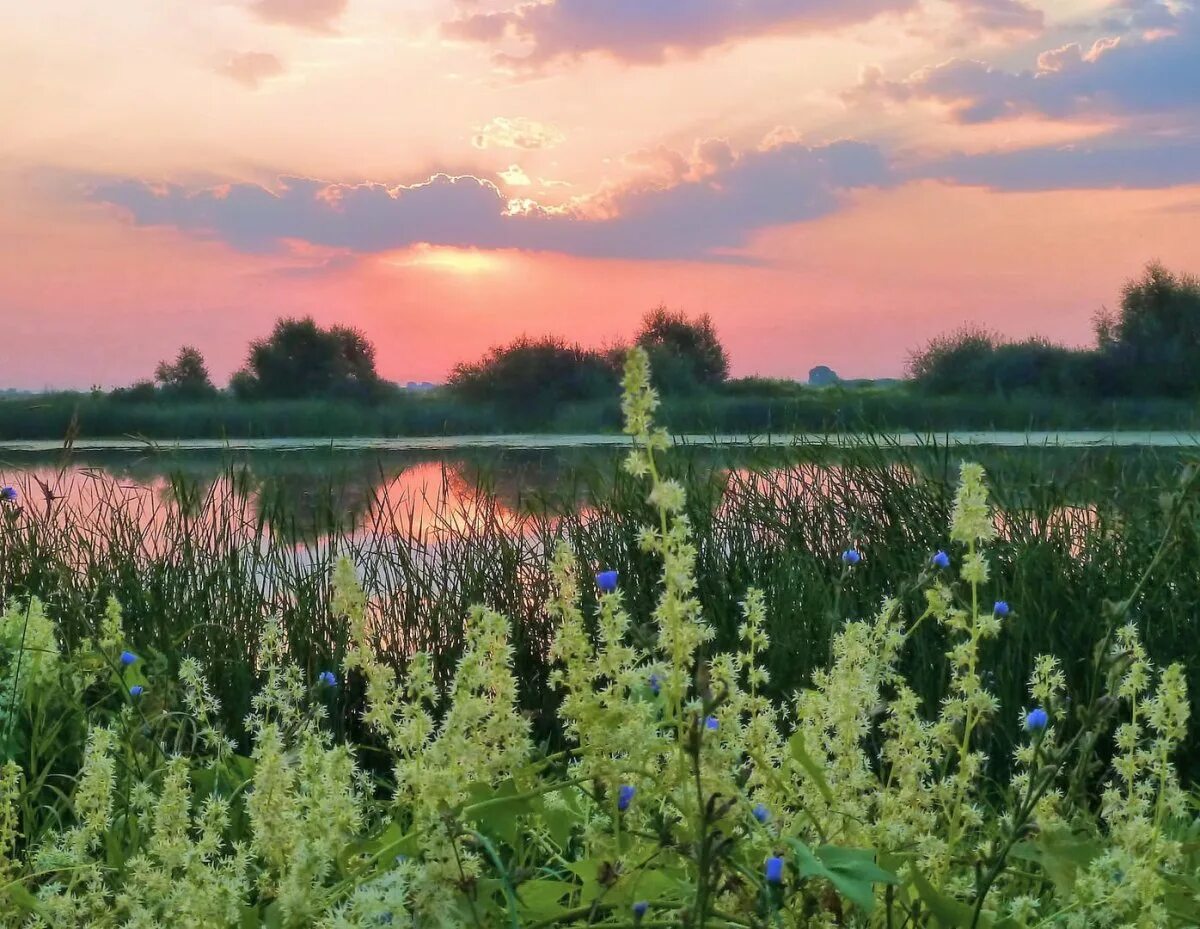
left=3, top=388, right=1200, bottom=439
left=2, top=441, right=1199, bottom=779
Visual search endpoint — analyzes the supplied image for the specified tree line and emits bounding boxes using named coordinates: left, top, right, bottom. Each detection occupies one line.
left=113, top=306, right=730, bottom=406
left=908, top=263, right=1200, bottom=398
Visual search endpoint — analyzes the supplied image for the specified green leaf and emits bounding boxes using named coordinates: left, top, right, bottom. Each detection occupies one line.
left=1011, top=828, right=1101, bottom=897
left=517, top=878, right=576, bottom=917
left=465, top=780, right=537, bottom=846
left=910, top=868, right=984, bottom=928
left=787, top=731, right=834, bottom=805
left=4, top=881, right=44, bottom=916
left=786, top=839, right=897, bottom=914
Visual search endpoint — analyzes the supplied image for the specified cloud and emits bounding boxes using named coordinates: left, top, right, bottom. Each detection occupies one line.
left=442, top=0, right=919, bottom=67
left=917, top=134, right=1200, bottom=190
left=848, top=4, right=1199, bottom=123
left=471, top=116, right=564, bottom=150
left=954, top=0, right=1044, bottom=38
left=498, top=164, right=532, bottom=186
left=89, top=137, right=891, bottom=261
left=218, top=51, right=285, bottom=89
left=247, top=0, right=347, bottom=32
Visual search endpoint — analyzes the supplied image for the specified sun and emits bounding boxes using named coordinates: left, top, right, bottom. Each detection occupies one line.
left=382, top=244, right=505, bottom=276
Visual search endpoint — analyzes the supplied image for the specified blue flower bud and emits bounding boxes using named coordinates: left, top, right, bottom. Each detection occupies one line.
left=0, top=487, right=16, bottom=503
left=648, top=673, right=661, bottom=696
left=119, top=650, right=137, bottom=666
left=931, top=550, right=951, bottom=569
left=752, top=803, right=770, bottom=824
left=595, top=570, right=619, bottom=594
left=841, top=549, right=861, bottom=565
left=704, top=715, right=719, bottom=731
left=617, top=784, right=636, bottom=812
left=994, top=600, right=1010, bottom=616
left=632, top=901, right=649, bottom=919
left=765, top=855, right=785, bottom=884
left=318, top=671, right=337, bottom=687
left=1025, top=707, right=1048, bottom=731
left=129, top=685, right=144, bottom=697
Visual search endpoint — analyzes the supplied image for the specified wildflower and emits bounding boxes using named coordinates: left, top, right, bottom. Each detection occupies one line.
left=129, top=685, right=144, bottom=697
left=765, top=855, right=785, bottom=884
left=1025, top=707, right=1048, bottom=731
left=841, top=549, right=862, bottom=565
left=120, top=650, right=137, bottom=666
left=994, top=600, right=1011, bottom=616
left=0, top=487, right=15, bottom=503
left=318, top=671, right=337, bottom=688
left=595, top=570, right=619, bottom=594
left=632, top=901, right=649, bottom=919
left=931, top=550, right=951, bottom=569
left=648, top=673, right=661, bottom=696
left=752, top=803, right=770, bottom=824
left=704, top=715, right=719, bottom=731
left=617, top=784, right=636, bottom=812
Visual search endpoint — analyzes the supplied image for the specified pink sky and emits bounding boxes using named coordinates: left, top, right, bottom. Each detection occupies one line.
left=2, top=0, right=1198, bottom=388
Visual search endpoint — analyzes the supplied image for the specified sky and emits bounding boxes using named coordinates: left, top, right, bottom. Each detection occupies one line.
left=2, top=0, right=1198, bottom=389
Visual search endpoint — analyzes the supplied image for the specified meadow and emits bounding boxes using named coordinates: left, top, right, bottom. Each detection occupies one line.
left=1, top=351, right=1199, bottom=926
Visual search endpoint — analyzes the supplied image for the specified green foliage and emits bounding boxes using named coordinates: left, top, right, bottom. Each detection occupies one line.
left=636, top=305, right=730, bottom=391
left=0, top=351, right=1198, bottom=927
left=233, top=317, right=388, bottom=402
left=155, top=346, right=218, bottom=401
left=446, top=335, right=620, bottom=412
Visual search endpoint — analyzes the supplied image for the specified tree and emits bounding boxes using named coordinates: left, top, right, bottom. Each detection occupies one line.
left=154, top=346, right=216, bottom=400
left=1100, top=262, right=1200, bottom=395
left=447, top=336, right=618, bottom=414
left=635, top=306, right=729, bottom=391
left=232, top=317, right=385, bottom=401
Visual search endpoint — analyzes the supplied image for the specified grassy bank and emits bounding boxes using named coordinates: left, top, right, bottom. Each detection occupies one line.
left=3, top=384, right=1200, bottom=440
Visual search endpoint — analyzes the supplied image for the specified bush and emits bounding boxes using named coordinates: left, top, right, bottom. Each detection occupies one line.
left=1, top=350, right=1198, bottom=927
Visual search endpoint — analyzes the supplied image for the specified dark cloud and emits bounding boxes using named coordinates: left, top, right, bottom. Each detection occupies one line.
left=218, top=51, right=285, bottom=89
left=848, top=5, right=1199, bottom=123
left=248, top=0, right=348, bottom=32
left=89, top=139, right=891, bottom=261
left=917, top=134, right=1200, bottom=190
left=442, top=0, right=918, bottom=66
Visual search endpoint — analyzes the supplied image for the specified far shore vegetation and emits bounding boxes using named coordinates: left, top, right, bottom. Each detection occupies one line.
left=3, top=262, right=1199, bottom=440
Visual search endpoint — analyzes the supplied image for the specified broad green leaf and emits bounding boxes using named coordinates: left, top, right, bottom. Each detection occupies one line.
left=786, top=839, right=897, bottom=914
left=517, top=878, right=576, bottom=917
left=910, top=868, right=985, bottom=928
left=787, top=731, right=834, bottom=805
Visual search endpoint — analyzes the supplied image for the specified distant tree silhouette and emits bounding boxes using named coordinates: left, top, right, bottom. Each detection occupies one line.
left=635, top=306, right=729, bottom=391
left=447, top=336, right=618, bottom=413
left=1100, top=262, right=1200, bottom=395
left=154, top=345, right=217, bottom=400
left=231, top=317, right=385, bottom=401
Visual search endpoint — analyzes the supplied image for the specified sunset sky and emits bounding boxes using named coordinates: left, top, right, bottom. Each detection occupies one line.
left=2, top=0, right=1198, bottom=388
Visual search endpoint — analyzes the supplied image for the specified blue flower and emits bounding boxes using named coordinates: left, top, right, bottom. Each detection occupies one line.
left=931, top=550, right=951, bottom=569
left=632, top=901, right=649, bottom=919
left=318, top=671, right=337, bottom=687
left=752, top=803, right=770, bottom=824
left=0, top=487, right=16, bottom=503
left=129, top=685, right=144, bottom=697
left=1025, top=707, right=1049, bottom=731
left=994, top=600, right=1011, bottom=616
left=595, top=570, right=619, bottom=594
left=617, top=784, right=636, bottom=812
left=648, top=673, right=661, bottom=696
left=119, top=651, right=137, bottom=667
left=841, top=549, right=862, bottom=565
left=765, top=855, right=785, bottom=884
left=705, top=715, right=719, bottom=731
